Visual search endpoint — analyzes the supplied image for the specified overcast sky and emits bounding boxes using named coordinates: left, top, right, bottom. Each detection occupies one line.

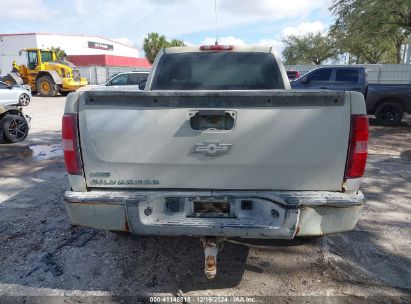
left=0, top=0, right=333, bottom=55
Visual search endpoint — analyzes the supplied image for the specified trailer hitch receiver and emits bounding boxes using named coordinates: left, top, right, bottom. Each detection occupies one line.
left=201, top=237, right=225, bottom=279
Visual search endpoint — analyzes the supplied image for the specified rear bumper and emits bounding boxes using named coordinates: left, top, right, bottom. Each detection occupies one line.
left=64, top=190, right=364, bottom=239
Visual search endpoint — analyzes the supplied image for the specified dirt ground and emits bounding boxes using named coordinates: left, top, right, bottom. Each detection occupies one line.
left=0, top=96, right=410, bottom=303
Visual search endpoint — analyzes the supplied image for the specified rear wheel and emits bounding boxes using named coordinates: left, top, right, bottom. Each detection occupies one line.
left=36, top=76, right=57, bottom=97
left=1, top=115, right=29, bottom=143
left=18, top=93, right=30, bottom=106
left=375, top=101, right=403, bottom=126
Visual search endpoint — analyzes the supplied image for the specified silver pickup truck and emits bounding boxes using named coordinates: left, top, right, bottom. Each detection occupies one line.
left=62, top=45, right=368, bottom=278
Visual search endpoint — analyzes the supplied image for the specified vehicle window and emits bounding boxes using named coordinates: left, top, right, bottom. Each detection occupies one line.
left=140, top=74, right=148, bottom=82
left=41, top=51, right=53, bottom=63
left=27, top=51, right=38, bottom=70
left=151, top=52, right=284, bottom=90
left=0, top=82, right=9, bottom=89
left=110, top=74, right=128, bottom=85
left=307, top=69, right=332, bottom=81
left=335, top=69, right=359, bottom=83
left=128, top=73, right=147, bottom=85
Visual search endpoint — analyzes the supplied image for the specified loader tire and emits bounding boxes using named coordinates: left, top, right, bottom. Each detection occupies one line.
left=36, top=76, right=57, bottom=97
left=1, top=75, right=17, bottom=86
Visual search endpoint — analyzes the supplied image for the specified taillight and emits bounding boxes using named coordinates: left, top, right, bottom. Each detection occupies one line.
left=345, top=115, right=369, bottom=179
left=296, top=71, right=301, bottom=78
left=200, top=45, right=234, bottom=51
left=62, top=113, right=83, bottom=175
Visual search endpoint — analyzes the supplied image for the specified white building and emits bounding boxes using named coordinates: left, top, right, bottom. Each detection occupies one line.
left=0, top=33, right=150, bottom=74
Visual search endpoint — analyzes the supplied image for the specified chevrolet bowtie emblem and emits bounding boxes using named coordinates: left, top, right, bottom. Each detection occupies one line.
left=192, top=141, right=232, bottom=156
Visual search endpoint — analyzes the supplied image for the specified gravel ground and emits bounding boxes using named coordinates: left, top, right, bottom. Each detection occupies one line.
left=0, top=96, right=410, bottom=303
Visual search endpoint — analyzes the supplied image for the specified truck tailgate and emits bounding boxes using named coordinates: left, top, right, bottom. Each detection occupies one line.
left=77, top=90, right=350, bottom=191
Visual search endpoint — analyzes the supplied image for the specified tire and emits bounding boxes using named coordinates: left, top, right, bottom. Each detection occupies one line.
left=18, top=93, right=30, bottom=106
left=36, top=75, right=57, bottom=97
left=375, top=101, right=404, bottom=126
left=1, top=115, right=29, bottom=143
left=1, top=75, right=17, bottom=86
left=31, top=90, right=38, bottom=96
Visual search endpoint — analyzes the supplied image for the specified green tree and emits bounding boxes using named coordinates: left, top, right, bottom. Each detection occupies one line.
left=330, top=0, right=411, bottom=63
left=143, top=33, right=169, bottom=64
left=50, top=46, right=67, bottom=61
left=282, top=33, right=338, bottom=65
left=331, top=28, right=397, bottom=64
left=143, top=33, right=185, bottom=64
left=169, top=39, right=185, bottom=47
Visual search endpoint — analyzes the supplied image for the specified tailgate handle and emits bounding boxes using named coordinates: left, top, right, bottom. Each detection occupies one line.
left=188, top=110, right=236, bottom=131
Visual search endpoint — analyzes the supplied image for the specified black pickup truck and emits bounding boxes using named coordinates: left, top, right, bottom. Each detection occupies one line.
left=291, top=67, right=411, bottom=125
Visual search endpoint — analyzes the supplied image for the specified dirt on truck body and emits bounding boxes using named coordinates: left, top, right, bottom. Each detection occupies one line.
left=61, top=45, right=369, bottom=279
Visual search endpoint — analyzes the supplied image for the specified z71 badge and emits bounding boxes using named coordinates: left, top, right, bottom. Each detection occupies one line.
left=192, top=141, right=232, bottom=156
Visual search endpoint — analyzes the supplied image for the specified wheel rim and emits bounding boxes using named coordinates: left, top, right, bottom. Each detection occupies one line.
left=19, top=94, right=30, bottom=106
left=378, top=105, right=400, bottom=122
left=41, top=81, right=51, bottom=93
left=7, top=117, right=28, bottom=140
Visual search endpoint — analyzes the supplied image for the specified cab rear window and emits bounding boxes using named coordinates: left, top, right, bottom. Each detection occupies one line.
left=151, top=52, right=284, bottom=90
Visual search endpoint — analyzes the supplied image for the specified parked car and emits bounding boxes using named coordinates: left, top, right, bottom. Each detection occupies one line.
left=63, top=45, right=368, bottom=279
left=105, top=71, right=149, bottom=88
left=291, top=66, right=411, bottom=125
left=286, top=70, right=300, bottom=80
left=0, top=81, right=31, bottom=106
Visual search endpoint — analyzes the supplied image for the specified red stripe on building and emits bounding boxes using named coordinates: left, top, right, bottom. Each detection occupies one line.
left=68, top=55, right=151, bottom=68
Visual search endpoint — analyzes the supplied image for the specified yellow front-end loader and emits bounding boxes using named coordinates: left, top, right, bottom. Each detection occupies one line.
left=1, top=48, right=88, bottom=96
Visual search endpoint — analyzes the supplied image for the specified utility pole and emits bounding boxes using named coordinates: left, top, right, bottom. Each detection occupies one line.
left=406, top=37, right=411, bottom=64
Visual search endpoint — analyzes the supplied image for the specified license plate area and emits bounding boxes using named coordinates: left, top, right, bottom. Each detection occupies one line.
left=189, top=110, right=236, bottom=131
left=189, top=199, right=234, bottom=218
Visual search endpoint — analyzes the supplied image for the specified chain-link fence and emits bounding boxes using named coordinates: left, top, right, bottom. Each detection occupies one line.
left=78, top=66, right=151, bottom=85
left=78, top=64, right=411, bottom=85
left=285, top=64, right=411, bottom=84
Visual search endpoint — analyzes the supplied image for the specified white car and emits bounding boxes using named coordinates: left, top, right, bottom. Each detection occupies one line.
left=0, top=81, right=31, bottom=106
left=105, top=71, right=149, bottom=89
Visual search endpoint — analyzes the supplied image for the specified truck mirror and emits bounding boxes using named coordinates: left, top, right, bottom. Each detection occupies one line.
left=138, top=79, right=147, bottom=90
left=301, top=77, right=309, bottom=84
